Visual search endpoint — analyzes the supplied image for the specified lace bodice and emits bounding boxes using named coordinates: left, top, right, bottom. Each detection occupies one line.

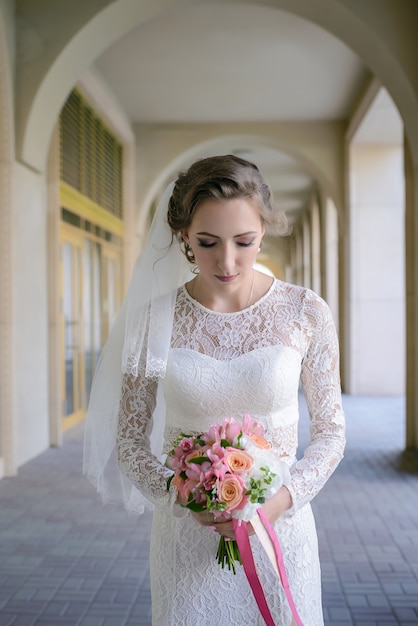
left=116, top=279, right=345, bottom=513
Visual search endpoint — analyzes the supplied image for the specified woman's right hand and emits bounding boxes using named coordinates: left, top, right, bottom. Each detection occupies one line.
left=191, top=511, right=236, bottom=539
left=191, top=510, right=214, bottom=526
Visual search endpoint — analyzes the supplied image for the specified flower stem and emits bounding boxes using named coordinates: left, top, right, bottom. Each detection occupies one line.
left=216, top=537, right=242, bottom=575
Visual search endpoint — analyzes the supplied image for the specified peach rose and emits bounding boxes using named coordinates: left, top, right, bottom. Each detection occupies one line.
left=225, top=449, right=253, bottom=474
left=217, top=475, right=246, bottom=511
left=250, top=434, right=271, bottom=449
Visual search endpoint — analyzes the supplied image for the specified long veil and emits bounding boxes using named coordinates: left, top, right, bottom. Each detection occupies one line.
left=83, top=182, right=193, bottom=513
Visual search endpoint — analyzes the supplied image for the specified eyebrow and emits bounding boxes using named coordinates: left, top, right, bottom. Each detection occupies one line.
left=196, top=231, right=257, bottom=238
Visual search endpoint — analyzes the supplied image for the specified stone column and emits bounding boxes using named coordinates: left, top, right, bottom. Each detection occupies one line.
left=348, top=144, right=405, bottom=395
left=0, top=3, right=16, bottom=476
left=324, top=197, right=340, bottom=331
left=302, top=213, right=311, bottom=288
left=311, top=196, right=321, bottom=295
left=405, top=140, right=418, bottom=450
left=47, top=127, right=62, bottom=448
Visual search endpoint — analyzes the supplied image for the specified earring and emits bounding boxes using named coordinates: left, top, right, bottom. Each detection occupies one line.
left=183, top=240, right=196, bottom=264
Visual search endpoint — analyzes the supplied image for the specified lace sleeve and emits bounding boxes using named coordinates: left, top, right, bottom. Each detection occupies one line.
left=288, top=291, right=346, bottom=511
left=116, top=371, right=175, bottom=508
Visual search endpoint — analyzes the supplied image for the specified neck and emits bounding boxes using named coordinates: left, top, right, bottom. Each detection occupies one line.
left=190, top=270, right=255, bottom=313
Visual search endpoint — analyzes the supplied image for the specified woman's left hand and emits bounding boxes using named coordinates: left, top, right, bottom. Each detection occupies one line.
left=191, top=485, right=293, bottom=539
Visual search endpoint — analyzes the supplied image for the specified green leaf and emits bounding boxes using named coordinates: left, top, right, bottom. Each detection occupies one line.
left=173, top=433, right=192, bottom=447
left=185, top=501, right=205, bottom=512
left=187, top=456, right=210, bottom=465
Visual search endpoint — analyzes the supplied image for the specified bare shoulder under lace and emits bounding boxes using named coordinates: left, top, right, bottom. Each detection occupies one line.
left=116, top=279, right=345, bottom=512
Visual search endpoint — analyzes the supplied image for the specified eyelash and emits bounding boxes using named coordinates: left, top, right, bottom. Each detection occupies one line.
left=197, top=240, right=255, bottom=249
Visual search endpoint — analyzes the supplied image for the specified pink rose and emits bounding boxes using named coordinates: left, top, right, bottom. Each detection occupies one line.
left=172, top=438, right=203, bottom=471
left=178, top=437, right=195, bottom=452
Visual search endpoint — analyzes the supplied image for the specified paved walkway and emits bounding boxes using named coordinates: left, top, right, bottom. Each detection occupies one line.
left=0, top=395, right=417, bottom=626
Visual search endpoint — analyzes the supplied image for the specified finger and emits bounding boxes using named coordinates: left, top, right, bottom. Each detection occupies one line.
left=214, top=525, right=235, bottom=540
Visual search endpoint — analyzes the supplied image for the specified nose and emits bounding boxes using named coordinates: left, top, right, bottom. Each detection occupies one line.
left=217, top=243, right=236, bottom=274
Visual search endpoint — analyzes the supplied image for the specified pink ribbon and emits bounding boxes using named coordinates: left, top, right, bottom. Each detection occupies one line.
left=232, top=511, right=304, bottom=626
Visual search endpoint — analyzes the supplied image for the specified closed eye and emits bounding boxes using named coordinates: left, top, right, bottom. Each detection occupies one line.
left=197, top=239, right=216, bottom=248
left=197, top=239, right=256, bottom=248
left=237, top=241, right=255, bottom=247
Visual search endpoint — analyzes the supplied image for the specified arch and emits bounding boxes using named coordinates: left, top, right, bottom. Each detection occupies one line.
left=18, top=0, right=418, bottom=174
left=15, top=0, right=418, bottom=452
left=133, top=134, right=343, bottom=295
left=136, top=133, right=342, bottom=230
left=0, top=5, right=16, bottom=475
left=18, top=0, right=178, bottom=172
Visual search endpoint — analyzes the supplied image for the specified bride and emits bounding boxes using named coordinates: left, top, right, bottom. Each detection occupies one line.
left=84, top=154, right=346, bottom=625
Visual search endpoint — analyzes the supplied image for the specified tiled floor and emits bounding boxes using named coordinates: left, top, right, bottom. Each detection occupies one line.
left=0, top=394, right=417, bottom=626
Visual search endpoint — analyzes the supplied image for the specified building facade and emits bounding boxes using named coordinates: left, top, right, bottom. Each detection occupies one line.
left=0, top=0, right=417, bottom=477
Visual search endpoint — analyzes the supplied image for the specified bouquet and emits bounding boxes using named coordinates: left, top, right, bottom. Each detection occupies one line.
left=167, top=414, right=290, bottom=574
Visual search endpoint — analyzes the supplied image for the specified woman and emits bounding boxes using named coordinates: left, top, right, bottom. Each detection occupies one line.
left=84, top=155, right=345, bottom=625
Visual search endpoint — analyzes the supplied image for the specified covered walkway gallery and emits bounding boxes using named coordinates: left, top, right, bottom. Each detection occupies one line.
left=1, top=0, right=416, bottom=474
left=0, top=1, right=418, bottom=623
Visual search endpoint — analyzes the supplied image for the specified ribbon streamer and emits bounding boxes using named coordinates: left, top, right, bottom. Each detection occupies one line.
left=233, top=511, right=304, bottom=626
left=233, top=519, right=276, bottom=626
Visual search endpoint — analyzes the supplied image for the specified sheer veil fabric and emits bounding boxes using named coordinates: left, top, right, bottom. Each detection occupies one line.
left=83, top=182, right=193, bottom=513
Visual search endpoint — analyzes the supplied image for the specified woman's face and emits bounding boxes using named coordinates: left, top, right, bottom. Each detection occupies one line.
left=181, top=197, right=265, bottom=295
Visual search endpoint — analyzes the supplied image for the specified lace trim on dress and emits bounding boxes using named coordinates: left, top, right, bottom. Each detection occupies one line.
left=116, top=279, right=345, bottom=513
left=181, top=277, right=276, bottom=316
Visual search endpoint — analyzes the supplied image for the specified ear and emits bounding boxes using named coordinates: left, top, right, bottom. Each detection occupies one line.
left=181, top=229, right=189, bottom=243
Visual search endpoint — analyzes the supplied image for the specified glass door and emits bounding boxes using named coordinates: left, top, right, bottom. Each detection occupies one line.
left=60, top=226, right=123, bottom=430
left=61, top=230, right=84, bottom=429
left=82, top=238, right=102, bottom=405
left=101, top=245, right=122, bottom=343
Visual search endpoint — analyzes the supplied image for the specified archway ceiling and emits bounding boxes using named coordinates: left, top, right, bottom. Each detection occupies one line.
left=94, top=3, right=369, bottom=222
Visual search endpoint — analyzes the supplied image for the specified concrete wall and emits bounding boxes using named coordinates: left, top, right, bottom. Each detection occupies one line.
left=13, top=163, right=50, bottom=465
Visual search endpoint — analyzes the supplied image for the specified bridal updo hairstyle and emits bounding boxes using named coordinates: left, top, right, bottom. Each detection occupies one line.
left=167, top=154, right=288, bottom=265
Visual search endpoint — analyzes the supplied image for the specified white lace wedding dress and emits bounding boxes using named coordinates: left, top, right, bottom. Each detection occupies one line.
left=117, top=279, right=345, bottom=626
